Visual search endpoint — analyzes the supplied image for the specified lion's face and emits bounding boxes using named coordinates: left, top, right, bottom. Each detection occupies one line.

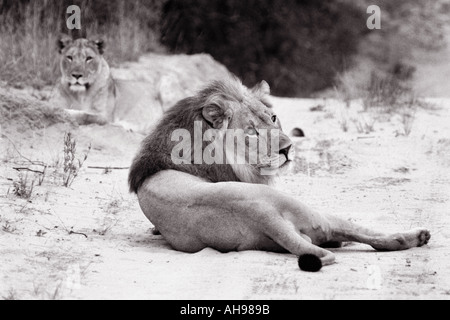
left=57, top=36, right=105, bottom=92
left=200, top=79, right=293, bottom=180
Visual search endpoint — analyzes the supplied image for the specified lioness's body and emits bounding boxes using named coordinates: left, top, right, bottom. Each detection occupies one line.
left=54, top=36, right=162, bottom=132
left=129, top=78, right=430, bottom=268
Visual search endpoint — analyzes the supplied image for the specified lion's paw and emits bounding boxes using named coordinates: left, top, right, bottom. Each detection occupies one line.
left=403, top=228, right=430, bottom=248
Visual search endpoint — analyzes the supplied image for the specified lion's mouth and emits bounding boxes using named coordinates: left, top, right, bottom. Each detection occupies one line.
left=257, top=155, right=291, bottom=176
left=274, top=156, right=292, bottom=170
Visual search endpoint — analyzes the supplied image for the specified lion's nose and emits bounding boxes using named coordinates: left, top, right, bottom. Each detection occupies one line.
left=72, top=73, right=82, bottom=80
left=279, top=144, right=292, bottom=160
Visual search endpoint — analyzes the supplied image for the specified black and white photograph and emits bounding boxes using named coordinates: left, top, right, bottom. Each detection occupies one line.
left=0, top=0, right=449, bottom=302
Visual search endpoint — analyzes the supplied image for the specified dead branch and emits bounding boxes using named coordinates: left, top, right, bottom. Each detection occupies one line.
left=68, top=231, right=88, bottom=238
left=13, top=167, right=46, bottom=174
left=88, top=166, right=130, bottom=170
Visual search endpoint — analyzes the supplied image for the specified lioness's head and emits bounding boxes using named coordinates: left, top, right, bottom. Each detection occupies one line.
left=57, top=35, right=106, bottom=92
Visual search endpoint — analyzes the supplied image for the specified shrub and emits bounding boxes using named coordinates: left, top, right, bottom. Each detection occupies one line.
left=62, top=132, right=91, bottom=187
left=12, top=173, right=35, bottom=199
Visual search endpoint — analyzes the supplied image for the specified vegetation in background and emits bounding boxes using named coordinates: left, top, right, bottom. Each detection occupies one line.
left=161, top=0, right=367, bottom=97
left=0, top=0, right=164, bottom=89
left=334, top=0, right=449, bottom=103
left=0, top=0, right=449, bottom=97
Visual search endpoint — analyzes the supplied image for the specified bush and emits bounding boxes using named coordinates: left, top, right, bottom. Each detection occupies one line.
left=161, top=0, right=367, bottom=97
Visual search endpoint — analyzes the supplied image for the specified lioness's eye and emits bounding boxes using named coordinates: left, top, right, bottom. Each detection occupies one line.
left=246, top=128, right=258, bottom=136
left=271, top=115, right=277, bottom=123
left=66, top=56, right=73, bottom=62
left=86, top=56, right=93, bottom=62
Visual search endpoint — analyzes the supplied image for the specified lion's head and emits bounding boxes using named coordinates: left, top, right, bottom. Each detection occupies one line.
left=57, top=35, right=107, bottom=92
left=129, top=77, right=293, bottom=193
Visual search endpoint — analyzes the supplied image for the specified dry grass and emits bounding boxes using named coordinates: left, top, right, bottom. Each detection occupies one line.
left=0, top=2, right=60, bottom=89
left=2, top=288, right=17, bottom=300
left=11, top=173, right=35, bottom=199
left=0, top=0, right=164, bottom=89
left=2, top=219, right=17, bottom=234
left=334, top=63, right=426, bottom=136
left=62, top=132, right=91, bottom=187
left=362, top=72, right=412, bottom=112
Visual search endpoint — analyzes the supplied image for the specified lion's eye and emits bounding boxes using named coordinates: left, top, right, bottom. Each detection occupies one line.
left=66, top=56, right=73, bottom=62
left=246, top=128, right=258, bottom=136
left=86, top=56, right=93, bottom=62
left=271, top=115, right=277, bottom=123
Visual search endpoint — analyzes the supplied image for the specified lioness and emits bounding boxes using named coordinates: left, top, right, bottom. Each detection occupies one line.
left=128, top=77, right=430, bottom=271
left=54, top=35, right=162, bottom=132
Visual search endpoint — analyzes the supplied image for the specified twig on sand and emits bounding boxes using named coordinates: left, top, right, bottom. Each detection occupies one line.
left=52, top=210, right=88, bottom=239
left=68, top=230, right=88, bottom=238
left=88, top=166, right=130, bottom=170
left=13, top=167, right=45, bottom=174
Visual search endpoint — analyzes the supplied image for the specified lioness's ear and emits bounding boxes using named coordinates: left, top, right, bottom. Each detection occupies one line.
left=251, top=80, right=270, bottom=97
left=90, top=39, right=105, bottom=55
left=202, top=105, right=233, bottom=130
left=57, top=34, right=73, bottom=54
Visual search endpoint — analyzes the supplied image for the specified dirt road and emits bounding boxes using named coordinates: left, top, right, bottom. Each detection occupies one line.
left=1, top=85, right=449, bottom=299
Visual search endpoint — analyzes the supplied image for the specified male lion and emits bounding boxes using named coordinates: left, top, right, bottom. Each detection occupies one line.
left=53, top=35, right=162, bottom=132
left=128, top=77, right=430, bottom=271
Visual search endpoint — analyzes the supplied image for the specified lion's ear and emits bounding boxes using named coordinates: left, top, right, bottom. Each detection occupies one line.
left=251, top=80, right=270, bottom=97
left=57, top=34, right=73, bottom=54
left=202, top=104, right=233, bottom=130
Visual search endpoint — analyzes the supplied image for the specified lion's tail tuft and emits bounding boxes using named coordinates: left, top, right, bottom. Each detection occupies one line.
left=298, top=254, right=322, bottom=272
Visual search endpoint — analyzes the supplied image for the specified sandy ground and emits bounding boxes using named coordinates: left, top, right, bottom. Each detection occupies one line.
left=1, top=64, right=450, bottom=300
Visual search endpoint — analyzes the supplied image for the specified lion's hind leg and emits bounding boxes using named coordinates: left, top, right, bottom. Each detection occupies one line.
left=327, top=216, right=431, bottom=251
left=366, top=228, right=431, bottom=251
